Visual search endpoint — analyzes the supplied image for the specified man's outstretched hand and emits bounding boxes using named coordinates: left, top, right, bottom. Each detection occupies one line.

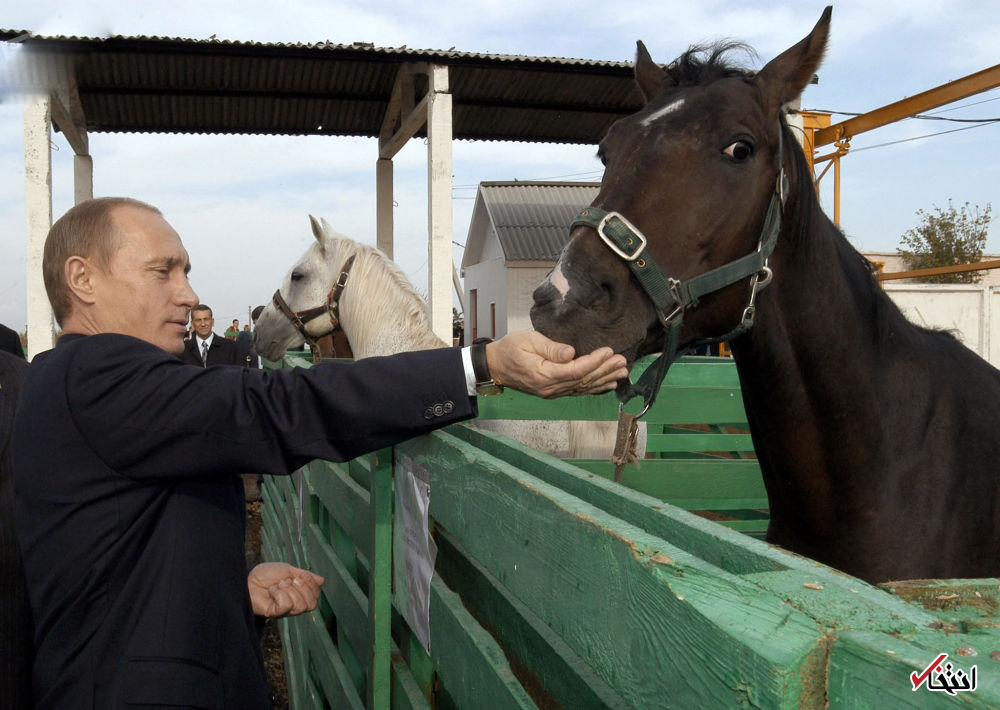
left=248, top=562, right=325, bottom=618
left=485, top=331, right=629, bottom=399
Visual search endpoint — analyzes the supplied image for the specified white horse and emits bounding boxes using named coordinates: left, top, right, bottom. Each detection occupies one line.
left=253, top=216, right=644, bottom=460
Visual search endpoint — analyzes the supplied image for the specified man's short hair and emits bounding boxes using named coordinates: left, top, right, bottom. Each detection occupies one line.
left=191, top=304, right=213, bottom=318
left=43, top=197, right=161, bottom=326
left=251, top=305, right=265, bottom=321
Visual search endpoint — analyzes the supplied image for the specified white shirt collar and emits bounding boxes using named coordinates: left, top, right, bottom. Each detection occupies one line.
left=197, top=333, right=214, bottom=349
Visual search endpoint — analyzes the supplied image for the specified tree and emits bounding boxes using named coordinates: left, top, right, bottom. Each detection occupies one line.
left=897, top=200, right=992, bottom=283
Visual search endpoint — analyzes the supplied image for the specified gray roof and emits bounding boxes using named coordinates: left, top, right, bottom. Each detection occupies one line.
left=0, top=30, right=645, bottom=144
left=479, top=181, right=600, bottom=261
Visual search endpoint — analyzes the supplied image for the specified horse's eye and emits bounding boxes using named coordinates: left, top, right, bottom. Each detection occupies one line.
left=290, top=271, right=304, bottom=282
left=724, top=140, right=754, bottom=161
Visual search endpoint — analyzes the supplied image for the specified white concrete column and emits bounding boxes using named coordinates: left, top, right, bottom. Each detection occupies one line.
left=375, top=158, right=393, bottom=259
left=426, top=65, right=453, bottom=344
left=24, top=95, right=54, bottom=359
left=74, top=154, right=93, bottom=203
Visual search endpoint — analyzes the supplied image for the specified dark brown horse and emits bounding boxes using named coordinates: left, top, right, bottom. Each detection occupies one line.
left=530, top=7, right=1000, bottom=584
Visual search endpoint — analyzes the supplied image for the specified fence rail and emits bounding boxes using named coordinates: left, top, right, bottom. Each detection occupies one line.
left=261, top=354, right=1000, bottom=708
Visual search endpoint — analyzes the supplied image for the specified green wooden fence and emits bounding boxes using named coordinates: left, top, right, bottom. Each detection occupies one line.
left=261, top=355, right=1000, bottom=708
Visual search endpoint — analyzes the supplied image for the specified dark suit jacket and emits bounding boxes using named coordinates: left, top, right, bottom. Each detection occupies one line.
left=236, top=330, right=258, bottom=368
left=180, top=332, right=241, bottom=367
left=12, top=333, right=474, bottom=709
left=0, top=324, right=24, bottom=359
left=0, top=352, right=31, bottom=709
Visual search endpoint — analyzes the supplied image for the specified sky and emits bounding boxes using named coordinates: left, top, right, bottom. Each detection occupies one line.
left=1, top=0, right=998, bottom=335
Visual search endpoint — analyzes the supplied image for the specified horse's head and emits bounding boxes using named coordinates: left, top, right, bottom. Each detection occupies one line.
left=530, top=8, right=830, bottom=364
left=253, top=215, right=357, bottom=360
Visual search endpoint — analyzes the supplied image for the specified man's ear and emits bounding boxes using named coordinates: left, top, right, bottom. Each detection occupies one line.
left=65, top=256, right=98, bottom=305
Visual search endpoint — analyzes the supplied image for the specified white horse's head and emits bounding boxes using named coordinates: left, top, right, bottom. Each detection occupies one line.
left=254, top=216, right=445, bottom=362
left=253, top=215, right=359, bottom=361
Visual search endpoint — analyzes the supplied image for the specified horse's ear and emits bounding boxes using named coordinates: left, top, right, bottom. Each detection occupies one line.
left=309, top=215, right=325, bottom=246
left=755, top=6, right=831, bottom=110
left=635, top=41, right=671, bottom=103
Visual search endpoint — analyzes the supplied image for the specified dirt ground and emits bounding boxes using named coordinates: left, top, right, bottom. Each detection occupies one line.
left=245, top=499, right=290, bottom=709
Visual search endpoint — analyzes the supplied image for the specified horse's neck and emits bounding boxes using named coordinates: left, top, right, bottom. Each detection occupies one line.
left=337, top=252, right=447, bottom=358
left=728, top=211, right=895, bottom=536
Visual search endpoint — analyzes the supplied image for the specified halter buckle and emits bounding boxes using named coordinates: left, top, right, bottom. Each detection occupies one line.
left=597, top=211, right=648, bottom=262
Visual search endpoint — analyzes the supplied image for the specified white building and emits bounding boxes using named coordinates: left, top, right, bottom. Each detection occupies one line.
left=461, top=181, right=599, bottom=340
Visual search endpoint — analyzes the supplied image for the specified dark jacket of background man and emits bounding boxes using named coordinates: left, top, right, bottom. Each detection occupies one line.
left=0, top=350, right=31, bottom=709
left=13, top=333, right=473, bottom=708
left=180, top=330, right=241, bottom=367
left=0, top=324, right=25, bottom=359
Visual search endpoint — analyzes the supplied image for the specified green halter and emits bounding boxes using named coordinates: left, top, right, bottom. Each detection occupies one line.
left=571, top=125, right=788, bottom=417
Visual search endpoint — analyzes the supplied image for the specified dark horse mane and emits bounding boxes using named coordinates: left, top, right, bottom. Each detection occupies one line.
left=778, top=107, right=963, bottom=356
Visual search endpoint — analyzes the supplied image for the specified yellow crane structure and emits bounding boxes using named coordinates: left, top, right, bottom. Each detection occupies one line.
left=802, top=64, right=1000, bottom=227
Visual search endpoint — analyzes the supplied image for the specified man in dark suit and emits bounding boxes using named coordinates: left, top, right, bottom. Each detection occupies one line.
left=12, top=197, right=626, bottom=709
left=0, top=351, right=31, bottom=709
left=0, top=323, right=24, bottom=359
left=180, top=304, right=241, bottom=367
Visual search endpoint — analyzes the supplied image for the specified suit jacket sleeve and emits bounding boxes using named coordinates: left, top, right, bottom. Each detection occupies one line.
left=67, top=334, right=476, bottom=479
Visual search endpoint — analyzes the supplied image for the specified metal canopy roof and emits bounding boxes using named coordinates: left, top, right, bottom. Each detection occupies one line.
left=0, top=30, right=645, bottom=144
left=474, top=181, right=600, bottom=263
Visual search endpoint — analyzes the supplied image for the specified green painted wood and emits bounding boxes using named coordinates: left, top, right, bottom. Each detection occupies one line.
left=305, top=523, right=371, bottom=665
left=301, top=610, right=367, bottom=710
left=449, top=424, right=788, bottom=576
left=307, top=459, right=371, bottom=557
left=400, top=431, right=827, bottom=708
left=645, top=431, right=755, bottom=452
left=368, top=450, right=394, bottom=709
left=278, top=616, right=306, bottom=708
left=568, top=458, right=765, bottom=500
left=878, top=578, right=1000, bottom=628
left=827, top=630, right=1000, bottom=708
left=428, top=576, right=538, bottom=710
left=435, top=530, right=631, bottom=709
left=391, top=655, right=433, bottom=710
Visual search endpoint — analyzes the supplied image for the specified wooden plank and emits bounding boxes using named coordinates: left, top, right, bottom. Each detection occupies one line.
left=307, top=459, right=371, bottom=559
left=278, top=617, right=306, bottom=708
left=645, top=432, right=755, bottom=452
left=428, top=576, right=538, bottom=710
left=391, top=654, right=433, bottom=710
left=568, top=459, right=766, bottom=500
left=475, top=385, right=747, bottom=424
left=305, top=523, right=371, bottom=664
left=301, top=610, right=366, bottom=710
left=827, top=630, right=1000, bottom=708
left=401, top=431, right=828, bottom=708
left=436, top=530, right=631, bottom=709
left=878, top=578, right=1000, bottom=629
left=368, top=451, right=394, bottom=709
left=449, top=424, right=790, bottom=576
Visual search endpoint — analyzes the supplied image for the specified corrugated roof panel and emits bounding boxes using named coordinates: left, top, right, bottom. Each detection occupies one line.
left=479, top=182, right=600, bottom=261
left=1, top=30, right=646, bottom=143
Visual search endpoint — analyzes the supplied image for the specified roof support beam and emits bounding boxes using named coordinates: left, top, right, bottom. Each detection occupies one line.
left=377, top=63, right=456, bottom=342
left=23, top=95, right=54, bottom=359
left=426, top=64, right=453, bottom=343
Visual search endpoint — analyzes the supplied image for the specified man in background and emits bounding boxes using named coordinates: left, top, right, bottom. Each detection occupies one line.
left=181, top=304, right=241, bottom=367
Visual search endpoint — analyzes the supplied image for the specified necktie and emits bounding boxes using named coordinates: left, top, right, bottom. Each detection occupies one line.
left=201, top=341, right=209, bottom=367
